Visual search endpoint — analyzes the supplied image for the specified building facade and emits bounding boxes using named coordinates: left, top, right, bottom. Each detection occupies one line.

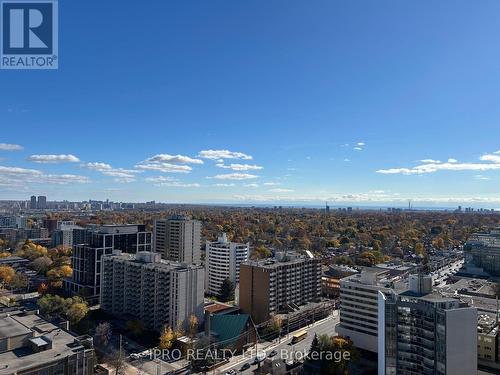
left=205, top=233, right=249, bottom=295
left=154, top=216, right=201, bottom=264
left=239, top=252, right=322, bottom=324
left=465, top=229, right=500, bottom=276
left=65, top=224, right=152, bottom=304
left=379, top=274, right=477, bottom=375
left=337, top=268, right=400, bottom=353
left=100, top=251, right=204, bottom=331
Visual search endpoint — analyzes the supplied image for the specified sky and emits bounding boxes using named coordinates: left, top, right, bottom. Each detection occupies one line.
left=2, top=0, right=500, bottom=207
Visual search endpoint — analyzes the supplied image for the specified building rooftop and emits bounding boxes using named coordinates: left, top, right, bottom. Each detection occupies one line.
left=0, top=316, right=32, bottom=338
left=0, top=311, right=93, bottom=375
left=243, top=251, right=318, bottom=269
left=105, top=251, right=203, bottom=271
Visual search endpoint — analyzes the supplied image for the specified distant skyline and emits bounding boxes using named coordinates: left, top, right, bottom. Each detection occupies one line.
left=2, top=1, right=500, bottom=207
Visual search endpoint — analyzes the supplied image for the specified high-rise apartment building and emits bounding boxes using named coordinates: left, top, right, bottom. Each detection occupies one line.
left=154, top=216, right=201, bottom=264
left=379, top=274, right=477, bottom=375
left=239, top=251, right=322, bottom=324
left=101, top=251, right=204, bottom=331
left=337, top=268, right=402, bottom=353
left=52, top=224, right=86, bottom=248
left=30, top=195, right=37, bottom=209
left=65, top=224, right=152, bottom=304
left=205, top=233, right=249, bottom=295
left=37, top=196, right=47, bottom=210
left=464, top=228, right=500, bottom=276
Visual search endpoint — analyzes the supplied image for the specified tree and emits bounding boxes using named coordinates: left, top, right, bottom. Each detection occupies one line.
left=10, top=273, right=28, bottom=290
left=31, top=256, right=53, bottom=274
left=126, top=320, right=144, bottom=337
left=218, top=278, right=234, bottom=302
left=66, top=301, right=89, bottom=325
left=0, top=265, right=15, bottom=284
left=94, top=322, right=112, bottom=347
left=59, top=265, right=73, bottom=278
left=415, top=243, right=425, bottom=256
left=309, top=333, right=320, bottom=357
left=252, top=245, right=272, bottom=259
left=37, top=294, right=89, bottom=325
left=188, top=314, right=198, bottom=339
left=159, top=326, right=176, bottom=350
left=107, top=349, right=126, bottom=375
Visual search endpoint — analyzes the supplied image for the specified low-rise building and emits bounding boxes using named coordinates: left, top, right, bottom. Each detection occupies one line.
left=0, top=310, right=94, bottom=375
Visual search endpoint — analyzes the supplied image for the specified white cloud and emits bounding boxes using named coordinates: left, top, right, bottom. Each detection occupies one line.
left=156, top=182, right=201, bottom=188
left=143, top=154, right=203, bottom=164
left=420, top=159, right=441, bottom=163
left=135, top=163, right=192, bottom=173
left=378, top=153, right=500, bottom=175
left=213, top=183, right=236, bottom=187
left=113, top=177, right=135, bottom=184
left=0, top=165, right=89, bottom=185
left=82, top=162, right=141, bottom=180
left=269, top=188, right=294, bottom=193
left=216, top=163, right=263, bottom=171
left=480, top=154, right=500, bottom=163
left=145, top=176, right=177, bottom=183
left=27, top=154, right=80, bottom=163
left=263, top=182, right=280, bottom=186
left=244, top=183, right=259, bottom=188
left=210, top=173, right=259, bottom=180
left=474, top=175, right=490, bottom=181
left=198, top=149, right=252, bottom=160
left=0, top=143, right=23, bottom=151
left=354, top=147, right=363, bottom=151
left=357, top=142, right=365, bottom=146
left=344, top=158, right=350, bottom=162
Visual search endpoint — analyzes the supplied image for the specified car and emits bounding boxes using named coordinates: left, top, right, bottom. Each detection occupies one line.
left=225, top=370, right=237, bottom=375
left=268, top=350, right=278, bottom=358
left=240, top=363, right=251, bottom=371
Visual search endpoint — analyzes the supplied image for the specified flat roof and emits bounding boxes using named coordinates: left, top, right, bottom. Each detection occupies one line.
left=0, top=316, right=32, bottom=339
left=0, top=312, right=92, bottom=375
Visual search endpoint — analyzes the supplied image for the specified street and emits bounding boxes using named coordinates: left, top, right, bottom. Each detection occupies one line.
left=216, top=311, right=340, bottom=375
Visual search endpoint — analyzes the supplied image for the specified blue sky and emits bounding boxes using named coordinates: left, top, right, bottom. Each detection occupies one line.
left=2, top=0, right=500, bottom=207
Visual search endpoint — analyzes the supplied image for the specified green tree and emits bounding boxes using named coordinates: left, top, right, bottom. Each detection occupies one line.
left=218, top=278, right=234, bottom=302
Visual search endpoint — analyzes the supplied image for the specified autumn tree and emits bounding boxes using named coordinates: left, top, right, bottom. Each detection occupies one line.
left=188, top=314, right=198, bottom=339
left=159, top=326, right=176, bottom=350
left=0, top=265, right=15, bottom=284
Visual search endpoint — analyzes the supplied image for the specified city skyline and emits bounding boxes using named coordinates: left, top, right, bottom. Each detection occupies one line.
left=3, top=1, right=500, bottom=206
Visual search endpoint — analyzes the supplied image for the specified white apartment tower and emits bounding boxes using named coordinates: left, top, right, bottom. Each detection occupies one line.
left=100, top=251, right=204, bottom=331
left=338, top=268, right=400, bottom=352
left=205, top=233, right=250, bottom=295
left=154, top=216, right=201, bottom=264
